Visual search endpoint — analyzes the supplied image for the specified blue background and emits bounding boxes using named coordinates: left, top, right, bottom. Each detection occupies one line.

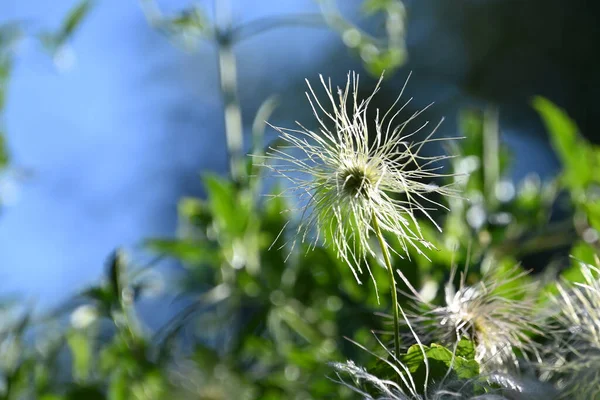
left=0, top=0, right=558, bottom=305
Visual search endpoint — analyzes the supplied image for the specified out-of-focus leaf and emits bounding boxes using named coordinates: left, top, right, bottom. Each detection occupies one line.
left=80, top=287, right=114, bottom=314
left=59, top=0, right=94, bottom=44
left=108, top=370, right=128, bottom=400
left=0, top=131, right=9, bottom=168
left=145, top=238, right=217, bottom=265
left=130, top=370, right=166, bottom=400
left=277, top=304, right=321, bottom=344
left=178, top=196, right=211, bottom=228
left=203, top=173, right=252, bottom=238
left=67, top=331, right=91, bottom=382
left=40, top=395, right=64, bottom=400
left=363, top=47, right=406, bottom=77
left=533, top=97, right=600, bottom=193
left=106, top=250, right=127, bottom=306
left=560, top=241, right=598, bottom=284
left=39, top=0, right=93, bottom=54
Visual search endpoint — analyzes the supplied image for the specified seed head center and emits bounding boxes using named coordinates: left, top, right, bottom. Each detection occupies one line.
left=339, top=166, right=376, bottom=198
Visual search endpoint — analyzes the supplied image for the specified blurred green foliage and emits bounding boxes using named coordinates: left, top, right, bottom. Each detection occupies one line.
left=1, top=1, right=600, bottom=399
left=0, top=23, right=19, bottom=173
left=0, top=95, right=597, bottom=399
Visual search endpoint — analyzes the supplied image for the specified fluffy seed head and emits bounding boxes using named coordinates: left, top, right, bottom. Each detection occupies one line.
left=261, top=71, right=456, bottom=293
left=543, top=258, right=600, bottom=398
left=410, top=266, right=542, bottom=372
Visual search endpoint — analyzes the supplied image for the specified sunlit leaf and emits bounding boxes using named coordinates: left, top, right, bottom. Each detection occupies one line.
left=67, top=332, right=92, bottom=382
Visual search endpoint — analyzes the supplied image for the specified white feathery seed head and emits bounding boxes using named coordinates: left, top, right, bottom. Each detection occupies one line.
left=543, top=257, right=600, bottom=398
left=410, top=266, right=542, bottom=372
left=260, top=71, right=456, bottom=295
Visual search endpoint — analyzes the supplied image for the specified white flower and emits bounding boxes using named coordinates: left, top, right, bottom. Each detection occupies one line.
left=261, top=71, right=456, bottom=293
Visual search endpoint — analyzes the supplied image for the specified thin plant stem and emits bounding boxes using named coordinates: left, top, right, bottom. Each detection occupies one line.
left=372, top=213, right=401, bottom=360
left=215, top=0, right=245, bottom=183
left=483, top=106, right=499, bottom=207
left=230, top=14, right=326, bottom=44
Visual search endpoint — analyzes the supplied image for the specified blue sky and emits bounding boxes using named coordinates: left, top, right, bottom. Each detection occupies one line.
left=0, top=0, right=352, bottom=304
left=0, top=0, right=557, bottom=307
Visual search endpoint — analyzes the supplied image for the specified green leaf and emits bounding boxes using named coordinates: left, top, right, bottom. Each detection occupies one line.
left=59, top=0, right=94, bottom=43
left=80, top=287, right=114, bottom=314
left=39, top=1, right=93, bottom=53
left=67, top=332, right=92, bottom=382
left=364, top=47, right=406, bottom=77
left=203, top=173, right=250, bottom=237
left=429, top=344, right=479, bottom=380
left=455, top=338, right=476, bottom=360
left=107, top=370, right=129, bottom=400
left=40, top=395, right=65, bottom=400
left=145, top=238, right=217, bottom=265
left=559, top=241, right=598, bottom=284
left=0, top=57, right=12, bottom=112
left=533, top=96, right=599, bottom=193
left=106, top=250, right=126, bottom=305
left=402, top=342, right=480, bottom=387
left=178, top=196, right=210, bottom=227
left=0, top=131, right=9, bottom=168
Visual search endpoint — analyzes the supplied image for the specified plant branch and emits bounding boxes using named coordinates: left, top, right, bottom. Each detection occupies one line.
left=215, top=0, right=245, bottom=182
left=230, top=14, right=326, bottom=44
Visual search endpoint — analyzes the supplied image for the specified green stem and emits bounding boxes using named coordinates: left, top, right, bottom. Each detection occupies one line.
left=372, top=214, right=401, bottom=360
left=483, top=106, right=499, bottom=207
left=216, top=0, right=245, bottom=183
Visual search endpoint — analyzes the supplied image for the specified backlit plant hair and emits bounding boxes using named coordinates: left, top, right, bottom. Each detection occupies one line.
left=542, top=257, right=600, bottom=398
left=261, top=71, right=457, bottom=357
left=331, top=313, right=502, bottom=400
left=408, top=265, right=543, bottom=373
